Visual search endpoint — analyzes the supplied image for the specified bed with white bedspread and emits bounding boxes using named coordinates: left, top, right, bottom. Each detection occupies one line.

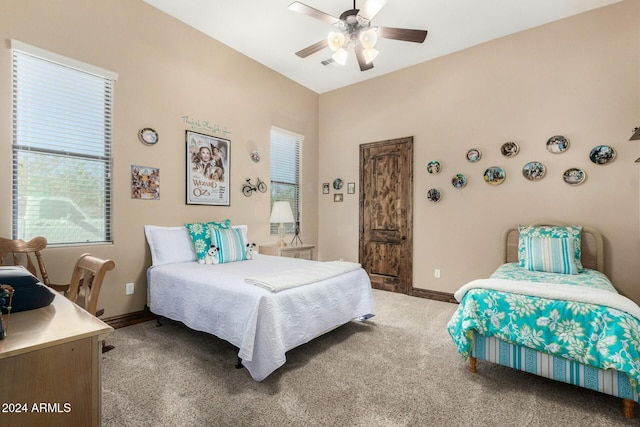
left=144, top=224, right=376, bottom=381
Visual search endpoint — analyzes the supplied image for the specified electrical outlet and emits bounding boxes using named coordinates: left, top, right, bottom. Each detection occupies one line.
left=434, top=269, right=440, bottom=278
left=125, top=282, right=134, bottom=295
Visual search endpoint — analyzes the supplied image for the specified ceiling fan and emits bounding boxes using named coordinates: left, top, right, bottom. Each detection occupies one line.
left=288, top=0, right=428, bottom=71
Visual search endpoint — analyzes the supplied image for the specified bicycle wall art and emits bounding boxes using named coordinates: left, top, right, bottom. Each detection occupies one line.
left=186, top=130, right=231, bottom=206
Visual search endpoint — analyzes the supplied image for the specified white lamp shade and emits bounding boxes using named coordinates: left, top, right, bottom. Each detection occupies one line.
left=363, top=47, right=379, bottom=64
left=270, top=201, right=295, bottom=224
left=359, top=28, right=378, bottom=49
left=327, top=31, right=345, bottom=51
left=332, top=47, right=348, bottom=66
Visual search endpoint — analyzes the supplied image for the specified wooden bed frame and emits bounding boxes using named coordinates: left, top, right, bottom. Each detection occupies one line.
left=469, top=222, right=636, bottom=419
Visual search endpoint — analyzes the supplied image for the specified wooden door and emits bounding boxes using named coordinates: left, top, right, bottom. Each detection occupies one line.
left=359, top=137, right=413, bottom=294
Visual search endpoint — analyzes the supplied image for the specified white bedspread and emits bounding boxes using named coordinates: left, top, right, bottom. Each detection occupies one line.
left=147, top=254, right=376, bottom=381
left=244, top=260, right=362, bottom=292
left=455, top=278, right=640, bottom=319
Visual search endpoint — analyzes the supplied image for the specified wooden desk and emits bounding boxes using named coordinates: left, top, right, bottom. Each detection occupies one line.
left=0, top=291, right=112, bottom=427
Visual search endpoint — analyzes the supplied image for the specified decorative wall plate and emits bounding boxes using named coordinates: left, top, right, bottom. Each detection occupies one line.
left=589, top=145, right=616, bottom=165
left=427, top=188, right=441, bottom=202
left=501, top=141, right=519, bottom=158
left=546, top=135, right=569, bottom=154
left=483, top=166, right=505, bottom=185
left=522, top=161, right=546, bottom=181
left=451, top=174, right=467, bottom=188
left=332, top=178, right=343, bottom=190
left=250, top=150, right=261, bottom=163
left=563, top=168, right=586, bottom=185
left=427, top=160, right=441, bottom=175
left=138, top=128, right=158, bottom=145
left=466, top=148, right=482, bottom=162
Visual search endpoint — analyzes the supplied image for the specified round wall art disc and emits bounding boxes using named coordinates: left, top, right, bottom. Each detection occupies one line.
left=466, top=148, right=482, bottom=163
left=546, top=135, right=570, bottom=154
left=522, top=161, right=546, bottom=181
left=451, top=174, right=467, bottom=188
left=483, top=166, right=506, bottom=185
left=501, top=141, right=519, bottom=158
left=563, top=168, right=586, bottom=185
left=427, top=160, right=441, bottom=175
left=589, top=145, right=616, bottom=165
left=427, top=188, right=441, bottom=202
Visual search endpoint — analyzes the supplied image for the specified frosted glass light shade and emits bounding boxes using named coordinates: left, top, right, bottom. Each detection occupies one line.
left=332, top=47, right=348, bottom=66
left=327, top=32, right=345, bottom=51
left=359, top=29, right=378, bottom=49
left=363, top=47, right=378, bottom=64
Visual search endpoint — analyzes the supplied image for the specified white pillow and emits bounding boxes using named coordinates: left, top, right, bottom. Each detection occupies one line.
left=144, top=225, right=197, bottom=266
left=232, top=224, right=249, bottom=247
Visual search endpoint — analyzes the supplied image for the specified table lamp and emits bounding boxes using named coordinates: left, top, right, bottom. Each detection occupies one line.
left=270, top=201, right=294, bottom=247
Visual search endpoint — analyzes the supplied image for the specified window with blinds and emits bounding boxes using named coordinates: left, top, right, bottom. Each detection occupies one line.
left=11, top=41, right=118, bottom=245
left=270, top=128, right=302, bottom=235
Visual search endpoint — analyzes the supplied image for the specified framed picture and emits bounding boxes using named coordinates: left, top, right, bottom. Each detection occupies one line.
left=131, top=165, right=160, bottom=200
left=186, top=130, right=230, bottom=206
left=334, top=193, right=343, bottom=202
left=322, top=183, right=330, bottom=194
left=347, top=182, right=355, bottom=194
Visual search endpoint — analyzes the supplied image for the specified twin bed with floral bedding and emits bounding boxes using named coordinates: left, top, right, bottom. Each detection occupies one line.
left=447, top=223, right=640, bottom=418
left=144, top=221, right=376, bottom=381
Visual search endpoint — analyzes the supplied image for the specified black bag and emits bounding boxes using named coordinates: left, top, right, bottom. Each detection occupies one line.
left=0, top=266, right=55, bottom=314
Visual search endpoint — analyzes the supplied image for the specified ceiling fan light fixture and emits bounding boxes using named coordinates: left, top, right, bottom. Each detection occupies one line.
left=359, top=28, right=378, bottom=49
left=332, top=47, right=348, bottom=65
left=363, top=47, right=378, bottom=64
left=327, top=31, right=345, bottom=51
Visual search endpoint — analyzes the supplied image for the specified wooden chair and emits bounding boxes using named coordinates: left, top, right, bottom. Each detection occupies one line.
left=0, top=236, right=70, bottom=293
left=66, top=253, right=116, bottom=352
left=0, top=237, right=108, bottom=296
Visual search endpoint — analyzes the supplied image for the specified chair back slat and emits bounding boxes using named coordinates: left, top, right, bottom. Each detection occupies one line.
left=66, top=253, right=115, bottom=316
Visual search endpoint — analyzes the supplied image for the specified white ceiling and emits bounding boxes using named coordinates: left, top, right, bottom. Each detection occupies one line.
left=143, top=0, right=621, bottom=94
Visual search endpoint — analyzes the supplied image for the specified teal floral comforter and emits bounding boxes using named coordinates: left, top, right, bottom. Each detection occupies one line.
left=447, top=263, right=640, bottom=395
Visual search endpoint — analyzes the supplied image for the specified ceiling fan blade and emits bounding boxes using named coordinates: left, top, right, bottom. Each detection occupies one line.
left=295, top=39, right=329, bottom=58
left=288, top=2, right=339, bottom=25
left=354, top=45, right=374, bottom=71
left=358, top=0, right=387, bottom=21
left=377, top=27, right=428, bottom=43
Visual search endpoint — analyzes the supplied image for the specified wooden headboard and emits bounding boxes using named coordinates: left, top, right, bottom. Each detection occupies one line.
left=502, top=222, right=604, bottom=273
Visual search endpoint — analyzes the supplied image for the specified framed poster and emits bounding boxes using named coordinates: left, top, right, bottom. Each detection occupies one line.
left=131, top=165, right=160, bottom=200
left=186, top=130, right=230, bottom=206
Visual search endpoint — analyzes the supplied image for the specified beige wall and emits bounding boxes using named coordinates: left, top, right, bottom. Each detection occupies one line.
left=2, top=1, right=639, bottom=318
left=0, top=0, right=319, bottom=316
left=319, top=1, right=640, bottom=302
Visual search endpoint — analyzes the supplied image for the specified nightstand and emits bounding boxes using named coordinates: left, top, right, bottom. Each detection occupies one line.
left=259, top=243, right=315, bottom=260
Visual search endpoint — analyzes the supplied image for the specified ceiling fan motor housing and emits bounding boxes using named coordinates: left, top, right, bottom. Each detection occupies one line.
left=338, top=9, right=371, bottom=42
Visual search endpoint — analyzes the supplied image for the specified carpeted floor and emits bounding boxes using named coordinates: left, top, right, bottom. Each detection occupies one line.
left=102, top=289, right=639, bottom=426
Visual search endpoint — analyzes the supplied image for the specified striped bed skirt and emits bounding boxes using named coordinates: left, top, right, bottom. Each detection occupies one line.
left=472, top=331, right=639, bottom=402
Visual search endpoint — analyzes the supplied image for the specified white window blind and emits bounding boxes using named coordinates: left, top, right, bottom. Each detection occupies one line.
left=270, top=128, right=302, bottom=235
left=11, top=41, right=117, bottom=245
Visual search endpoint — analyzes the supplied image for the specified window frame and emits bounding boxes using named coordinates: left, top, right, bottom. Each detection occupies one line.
left=270, top=127, right=303, bottom=235
left=11, top=40, right=118, bottom=246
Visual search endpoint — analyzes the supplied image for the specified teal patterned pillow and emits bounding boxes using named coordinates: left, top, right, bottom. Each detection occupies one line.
left=211, top=227, right=246, bottom=264
left=518, top=225, right=583, bottom=271
left=523, top=236, right=578, bottom=275
left=185, top=219, right=231, bottom=261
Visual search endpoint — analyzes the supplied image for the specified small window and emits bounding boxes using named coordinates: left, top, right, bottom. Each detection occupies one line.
left=270, top=128, right=303, bottom=235
left=11, top=41, right=117, bottom=245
